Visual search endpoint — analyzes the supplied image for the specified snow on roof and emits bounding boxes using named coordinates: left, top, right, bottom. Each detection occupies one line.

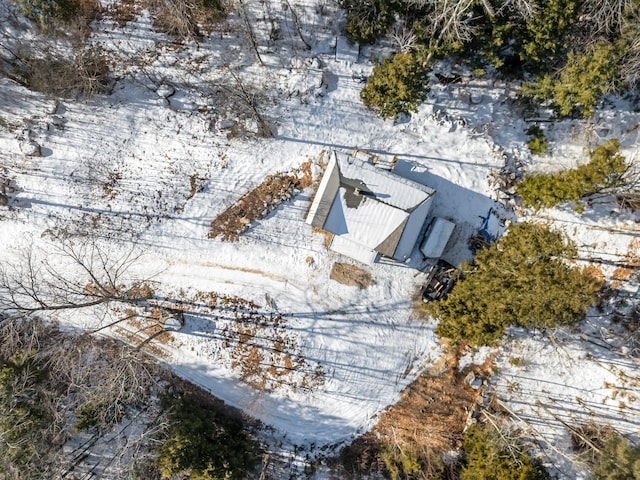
left=325, top=187, right=409, bottom=252
left=307, top=151, right=435, bottom=263
left=329, top=235, right=378, bottom=264
left=337, top=153, right=434, bottom=211
left=420, top=217, right=456, bottom=258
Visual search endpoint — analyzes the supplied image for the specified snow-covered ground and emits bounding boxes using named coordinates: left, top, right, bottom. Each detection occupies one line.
left=1, top=0, right=639, bottom=476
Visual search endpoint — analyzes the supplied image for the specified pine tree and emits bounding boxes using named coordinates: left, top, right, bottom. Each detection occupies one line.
left=431, top=222, right=603, bottom=346
left=360, top=52, right=431, bottom=120
left=461, top=424, right=550, bottom=480
left=156, top=395, right=262, bottom=480
left=520, top=42, right=620, bottom=118
left=517, top=139, right=627, bottom=210
left=592, top=432, right=640, bottom=480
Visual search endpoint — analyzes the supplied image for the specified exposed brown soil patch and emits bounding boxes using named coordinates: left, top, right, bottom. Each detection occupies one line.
left=312, top=226, right=333, bottom=248
left=340, top=345, right=494, bottom=475
left=329, top=262, right=376, bottom=289
left=612, top=238, right=640, bottom=288
left=209, top=160, right=314, bottom=241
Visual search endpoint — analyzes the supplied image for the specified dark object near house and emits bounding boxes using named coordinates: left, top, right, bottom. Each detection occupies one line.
left=421, top=260, right=458, bottom=303
left=163, top=310, right=185, bottom=332
left=469, top=209, right=501, bottom=254
left=435, top=73, right=463, bottom=85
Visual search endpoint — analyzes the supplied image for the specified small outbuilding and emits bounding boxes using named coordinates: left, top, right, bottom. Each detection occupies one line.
left=306, top=151, right=436, bottom=264
left=420, top=217, right=455, bottom=259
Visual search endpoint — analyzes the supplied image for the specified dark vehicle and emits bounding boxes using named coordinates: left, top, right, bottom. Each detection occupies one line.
left=421, top=260, right=458, bottom=303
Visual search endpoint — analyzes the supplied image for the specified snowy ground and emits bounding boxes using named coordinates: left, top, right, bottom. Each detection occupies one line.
left=1, top=0, right=640, bottom=476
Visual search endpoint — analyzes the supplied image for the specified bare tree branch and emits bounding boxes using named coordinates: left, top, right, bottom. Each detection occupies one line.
left=0, top=237, right=154, bottom=317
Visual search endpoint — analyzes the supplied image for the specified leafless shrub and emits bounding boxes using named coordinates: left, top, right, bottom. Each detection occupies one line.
left=149, top=0, right=201, bottom=40
left=579, top=0, right=635, bottom=36
left=148, top=0, right=225, bottom=40
left=569, top=422, right=613, bottom=465
left=390, top=23, right=418, bottom=53
left=14, top=47, right=112, bottom=97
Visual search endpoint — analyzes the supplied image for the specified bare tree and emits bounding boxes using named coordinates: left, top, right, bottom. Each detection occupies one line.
left=579, top=0, right=636, bottom=36
left=390, top=23, right=418, bottom=53
left=0, top=236, right=155, bottom=317
left=401, top=0, right=480, bottom=63
left=237, top=0, right=265, bottom=66
left=206, top=65, right=273, bottom=138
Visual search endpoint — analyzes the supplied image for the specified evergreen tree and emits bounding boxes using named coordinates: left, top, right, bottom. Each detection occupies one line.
left=431, top=222, right=603, bottom=346
left=520, top=42, right=620, bottom=118
left=360, top=52, right=431, bottom=119
left=0, top=350, right=52, bottom=470
left=156, top=395, right=262, bottom=480
left=339, top=0, right=395, bottom=44
left=461, top=424, right=550, bottom=480
left=517, top=139, right=627, bottom=210
left=592, top=432, right=640, bottom=480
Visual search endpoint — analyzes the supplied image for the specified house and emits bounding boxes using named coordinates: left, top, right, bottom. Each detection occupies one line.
left=306, top=151, right=436, bottom=264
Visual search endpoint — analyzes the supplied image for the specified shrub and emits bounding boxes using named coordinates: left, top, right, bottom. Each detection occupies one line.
left=360, top=52, right=431, bottom=120
left=431, top=222, right=603, bottom=346
left=16, top=48, right=112, bottom=97
left=526, top=125, right=548, bottom=156
left=591, top=432, right=640, bottom=480
left=0, top=350, right=52, bottom=468
left=461, top=424, right=550, bottom=480
left=339, top=0, right=394, bottom=44
left=12, top=0, right=100, bottom=32
left=520, top=0, right=580, bottom=67
left=149, top=0, right=225, bottom=40
left=155, top=395, right=262, bottom=480
left=517, top=139, right=627, bottom=210
left=477, top=0, right=580, bottom=74
left=379, top=442, right=444, bottom=480
left=520, top=42, right=620, bottom=118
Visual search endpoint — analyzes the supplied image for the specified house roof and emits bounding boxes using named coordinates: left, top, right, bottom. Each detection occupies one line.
left=306, top=151, right=435, bottom=264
